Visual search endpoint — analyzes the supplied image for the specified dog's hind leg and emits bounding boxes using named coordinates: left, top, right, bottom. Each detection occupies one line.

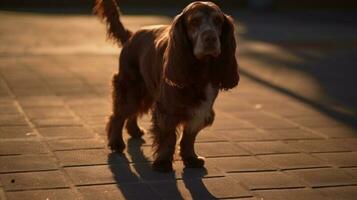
left=125, top=80, right=153, bottom=139
left=108, top=69, right=153, bottom=152
left=107, top=73, right=128, bottom=153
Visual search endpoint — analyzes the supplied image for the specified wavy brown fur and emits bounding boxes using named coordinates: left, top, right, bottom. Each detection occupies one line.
left=93, top=0, right=132, bottom=45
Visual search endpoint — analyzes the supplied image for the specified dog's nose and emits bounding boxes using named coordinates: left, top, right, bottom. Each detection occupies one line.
left=202, top=31, right=217, bottom=46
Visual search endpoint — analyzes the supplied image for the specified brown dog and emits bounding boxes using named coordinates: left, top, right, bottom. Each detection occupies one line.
left=94, top=0, right=239, bottom=172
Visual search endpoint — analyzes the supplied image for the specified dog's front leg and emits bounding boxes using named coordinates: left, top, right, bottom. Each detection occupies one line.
left=181, top=109, right=215, bottom=168
left=151, top=109, right=178, bottom=172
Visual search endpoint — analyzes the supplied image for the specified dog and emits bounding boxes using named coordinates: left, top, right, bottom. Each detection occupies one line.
left=94, top=0, right=240, bottom=172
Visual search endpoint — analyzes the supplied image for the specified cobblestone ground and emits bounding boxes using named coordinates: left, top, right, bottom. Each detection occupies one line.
left=0, top=10, right=357, bottom=200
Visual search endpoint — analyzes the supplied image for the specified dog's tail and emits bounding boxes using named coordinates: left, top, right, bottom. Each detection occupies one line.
left=93, top=0, right=132, bottom=45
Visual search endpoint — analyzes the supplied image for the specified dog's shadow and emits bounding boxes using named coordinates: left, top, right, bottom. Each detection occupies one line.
left=107, top=138, right=216, bottom=200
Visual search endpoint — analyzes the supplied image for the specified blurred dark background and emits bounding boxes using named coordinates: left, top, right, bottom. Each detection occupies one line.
left=1, top=0, right=357, bottom=10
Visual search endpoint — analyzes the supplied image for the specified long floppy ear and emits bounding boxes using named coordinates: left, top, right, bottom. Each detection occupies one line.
left=212, top=14, right=240, bottom=90
left=163, top=13, right=197, bottom=88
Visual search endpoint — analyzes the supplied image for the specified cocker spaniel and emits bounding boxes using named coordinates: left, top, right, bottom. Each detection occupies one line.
left=94, top=0, right=240, bottom=172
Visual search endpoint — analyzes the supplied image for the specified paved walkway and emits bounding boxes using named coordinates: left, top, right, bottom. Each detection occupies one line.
left=0, top=10, right=357, bottom=200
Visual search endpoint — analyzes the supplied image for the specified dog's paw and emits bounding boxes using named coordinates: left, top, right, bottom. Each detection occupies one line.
left=152, top=160, right=173, bottom=172
left=183, top=156, right=205, bottom=168
left=108, top=139, right=126, bottom=153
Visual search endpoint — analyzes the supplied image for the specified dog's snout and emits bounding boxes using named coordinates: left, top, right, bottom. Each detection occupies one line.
left=202, top=31, right=218, bottom=46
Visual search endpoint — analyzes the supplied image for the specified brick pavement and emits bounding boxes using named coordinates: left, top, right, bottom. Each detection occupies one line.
left=0, top=10, right=357, bottom=200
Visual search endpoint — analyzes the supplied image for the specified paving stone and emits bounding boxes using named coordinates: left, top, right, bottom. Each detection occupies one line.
left=70, top=105, right=110, bottom=117
left=0, top=155, right=58, bottom=173
left=219, top=129, right=278, bottom=141
left=315, top=186, right=357, bottom=200
left=0, top=171, right=69, bottom=191
left=48, top=138, right=105, bottom=151
left=238, top=197, right=263, bottom=200
left=32, top=118, right=82, bottom=127
left=314, top=127, right=357, bottom=138
left=0, top=114, right=27, bottom=126
left=228, top=110, right=264, bottom=119
left=6, top=189, right=77, bottom=200
left=313, top=152, right=357, bottom=167
left=0, top=125, right=34, bottom=139
left=287, top=116, right=343, bottom=128
left=23, top=107, right=74, bottom=119
left=55, top=149, right=109, bottom=167
left=215, top=97, right=253, bottom=113
left=0, top=90, right=10, bottom=97
left=266, top=128, right=324, bottom=140
left=54, top=89, right=96, bottom=97
left=149, top=177, right=252, bottom=199
left=258, top=153, right=329, bottom=170
left=335, top=138, right=357, bottom=151
left=0, top=104, right=19, bottom=115
left=0, top=188, right=5, bottom=200
left=196, top=142, right=250, bottom=157
left=238, top=141, right=299, bottom=155
left=264, top=104, right=324, bottom=118
left=78, top=183, right=160, bottom=200
left=65, top=98, right=110, bottom=107
left=343, top=168, right=357, bottom=179
left=210, top=115, right=255, bottom=130
left=18, top=96, right=64, bottom=108
left=65, top=165, right=139, bottom=186
left=37, top=126, right=95, bottom=139
left=90, top=124, right=106, bottom=135
left=230, top=171, right=305, bottom=190
left=206, top=156, right=276, bottom=173
left=6, top=80, right=44, bottom=90
left=11, top=88, right=53, bottom=97
left=196, top=130, right=226, bottom=142
left=79, top=115, right=108, bottom=126
left=0, top=97, right=14, bottom=105
left=288, top=168, right=357, bottom=187
left=242, top=113, right=297, bottom=130
left=254, top=188, right=328, bottom=200
left=0, top=140, right=49, bottom=155
left=287, top=139, right=350, bottom=153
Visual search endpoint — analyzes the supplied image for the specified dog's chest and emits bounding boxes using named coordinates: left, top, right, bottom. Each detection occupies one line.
left=187, top=84, right=218, bottom=131
left=194, top=84, right=217, bottom=115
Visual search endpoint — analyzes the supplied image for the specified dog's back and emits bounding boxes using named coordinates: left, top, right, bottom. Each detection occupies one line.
left=119, top=25, right=170, bottom=97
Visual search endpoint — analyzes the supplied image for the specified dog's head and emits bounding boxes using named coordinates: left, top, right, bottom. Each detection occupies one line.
left=183, top=2, right=225, bottom=60
left=164, top=1, right=239, bottom=90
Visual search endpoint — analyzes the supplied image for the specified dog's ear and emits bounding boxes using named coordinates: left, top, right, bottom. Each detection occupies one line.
left=163, top=13, right=197, bottom=88
left=212, top=14, right=240, bottom=90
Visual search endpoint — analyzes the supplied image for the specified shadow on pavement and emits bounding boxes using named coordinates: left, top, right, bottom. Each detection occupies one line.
left=238, top=12, right=357, bottom=128
left=107, top=138, right=215, bottom=199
